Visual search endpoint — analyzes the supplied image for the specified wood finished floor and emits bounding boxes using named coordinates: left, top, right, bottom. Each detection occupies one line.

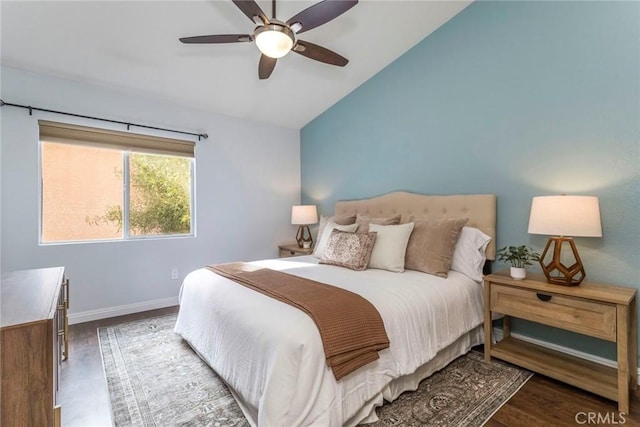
left=60, top=307, right=640, bottom=426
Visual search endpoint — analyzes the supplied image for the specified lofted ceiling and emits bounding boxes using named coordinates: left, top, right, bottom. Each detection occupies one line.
left=1, top=1, right=471, bottom=129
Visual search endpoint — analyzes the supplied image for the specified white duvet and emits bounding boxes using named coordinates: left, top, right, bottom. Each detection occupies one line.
left=174, top=256, right=485, bottom=427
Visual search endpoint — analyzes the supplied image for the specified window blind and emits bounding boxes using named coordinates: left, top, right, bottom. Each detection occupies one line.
left=38, top=120, right=195, bottom=158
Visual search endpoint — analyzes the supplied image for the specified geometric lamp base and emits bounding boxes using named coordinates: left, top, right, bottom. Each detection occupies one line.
left=295, top=225, right=313, bottom=248
left=539, top=236, right=585, bottom=286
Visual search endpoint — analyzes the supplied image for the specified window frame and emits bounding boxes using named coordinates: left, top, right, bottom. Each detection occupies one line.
left=38, top=122, right=196, bottom=245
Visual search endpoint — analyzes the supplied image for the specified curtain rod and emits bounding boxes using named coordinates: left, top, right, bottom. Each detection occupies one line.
left=0, top=99, right=208, bottom=141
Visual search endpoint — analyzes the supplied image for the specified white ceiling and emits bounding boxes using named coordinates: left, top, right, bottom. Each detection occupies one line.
left=1, top=1, right=471, bottom=129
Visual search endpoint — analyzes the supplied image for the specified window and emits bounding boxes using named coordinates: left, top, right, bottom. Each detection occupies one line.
left=39, top=120, right=195, bottom=243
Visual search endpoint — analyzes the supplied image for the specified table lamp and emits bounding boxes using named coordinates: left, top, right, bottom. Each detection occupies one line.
left=527, top=195, right=602, bottom=286
left=291, top=205, right=318, bottom=248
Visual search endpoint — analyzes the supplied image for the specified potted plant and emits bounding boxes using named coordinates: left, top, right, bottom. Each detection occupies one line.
left=496, top=245, right=541, bottom=280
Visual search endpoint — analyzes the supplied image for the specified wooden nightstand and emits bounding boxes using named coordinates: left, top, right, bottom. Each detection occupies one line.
left=278, top=243, right=313, bottom=258
left=484, top=272, right=637, bottom=413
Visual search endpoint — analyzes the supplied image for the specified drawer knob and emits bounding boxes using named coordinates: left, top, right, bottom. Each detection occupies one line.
left=536, top=293, right=552, bottom=302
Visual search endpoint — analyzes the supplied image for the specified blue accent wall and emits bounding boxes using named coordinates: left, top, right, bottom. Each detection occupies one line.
left=301, top=1, right=639, bottom=360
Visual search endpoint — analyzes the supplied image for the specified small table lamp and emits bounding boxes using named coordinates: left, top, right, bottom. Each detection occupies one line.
left=528, top=195, right=602, bottom=286
left=291, top=205, right=318, bottom=248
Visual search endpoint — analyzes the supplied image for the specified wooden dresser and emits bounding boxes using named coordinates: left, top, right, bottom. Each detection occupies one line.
left=1, top=267, right=69, bottom=427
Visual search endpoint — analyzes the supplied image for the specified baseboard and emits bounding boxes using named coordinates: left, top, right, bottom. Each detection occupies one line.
left=68, top=296, right=178, bottom=325
left=492, top=327, right=640, bottom=385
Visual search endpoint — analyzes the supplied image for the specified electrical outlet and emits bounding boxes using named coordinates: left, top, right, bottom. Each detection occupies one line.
left=171, top=268, right=179, bottom=280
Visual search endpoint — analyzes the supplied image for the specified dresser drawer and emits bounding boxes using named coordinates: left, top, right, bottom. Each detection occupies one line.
left=490, top=284, right=616, bottom=341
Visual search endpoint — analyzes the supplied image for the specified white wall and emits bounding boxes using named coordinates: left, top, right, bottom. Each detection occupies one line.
left=1, top=66, right=301, bottom=321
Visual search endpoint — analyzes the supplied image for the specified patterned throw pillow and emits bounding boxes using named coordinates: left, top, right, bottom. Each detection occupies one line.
left=313, top=222, right=359, bottom=258
left=320, top=230, right=377, bottom=271
left=355, top=214, right=402, bottom=234
left=405, top=217, right=468, bottom=278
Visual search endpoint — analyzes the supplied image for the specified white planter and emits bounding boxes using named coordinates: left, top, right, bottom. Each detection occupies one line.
left=510, top=267, right=526, bottom=280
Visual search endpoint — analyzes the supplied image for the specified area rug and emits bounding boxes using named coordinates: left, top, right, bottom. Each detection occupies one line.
left=99, top=314, right=532, bottom=427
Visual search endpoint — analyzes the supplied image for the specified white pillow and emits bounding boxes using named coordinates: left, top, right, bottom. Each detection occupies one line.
left=368, top=222, right=415, bottom=273
left=313, top=222, right=359, bottom=258
left=451, top=226, right=492, bottom=282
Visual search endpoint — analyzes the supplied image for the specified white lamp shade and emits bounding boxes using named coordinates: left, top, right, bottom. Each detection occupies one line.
left=528, top=195, right=602, bottom=237
left=291, top=205, right=318, bottom=225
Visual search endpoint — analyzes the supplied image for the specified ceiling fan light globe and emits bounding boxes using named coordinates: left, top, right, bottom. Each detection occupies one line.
left=254, top=24, right=294, bottom=59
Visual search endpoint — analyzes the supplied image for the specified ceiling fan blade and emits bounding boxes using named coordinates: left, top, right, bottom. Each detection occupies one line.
left=232, top=0, right=269, bottom=25
left=179, top=34, right=252, bottom=44
left=286, top=0, right=358, bottom=34
left=293, top=40, right=348, bottom=66
left=259, top=55, right=277, bottom=79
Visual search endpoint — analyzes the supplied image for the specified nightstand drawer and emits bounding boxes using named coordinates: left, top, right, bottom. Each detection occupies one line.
left=279, top=249, right=297, bottom=258
left=278, top=244, right=313, bottom=258
left=490, top=284, right=616, bottom=341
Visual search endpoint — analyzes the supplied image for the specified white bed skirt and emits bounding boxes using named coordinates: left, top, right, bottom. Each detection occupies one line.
left=187, top=325, right=484, bottom=427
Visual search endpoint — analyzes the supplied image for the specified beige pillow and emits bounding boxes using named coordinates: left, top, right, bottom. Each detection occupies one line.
left=320, top=230, right=377, bottom=271
left=316, top=214, right=357, bottom=244
left=313, top=221, right=359, bottom=258
left=368, top=222, right=415, bottom=273
left=405, top=217, right=468, bottom=278
left=355, top=214, right=401, bottom=233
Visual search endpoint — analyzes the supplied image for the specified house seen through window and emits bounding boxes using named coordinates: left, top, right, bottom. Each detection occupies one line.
left=39, top=120, right=195, bottom=243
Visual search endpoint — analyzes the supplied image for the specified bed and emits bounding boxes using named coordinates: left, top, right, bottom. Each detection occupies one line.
left=174, top=191, right=496, bottom=426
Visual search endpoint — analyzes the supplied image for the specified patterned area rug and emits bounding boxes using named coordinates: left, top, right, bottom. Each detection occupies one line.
left=369, top=350, right=531, bottom=427
left=99, top=314, right=532, bottom=427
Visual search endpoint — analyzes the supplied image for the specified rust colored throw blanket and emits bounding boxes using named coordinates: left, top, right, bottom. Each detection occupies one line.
left=206, top=262, right=390, bottom=380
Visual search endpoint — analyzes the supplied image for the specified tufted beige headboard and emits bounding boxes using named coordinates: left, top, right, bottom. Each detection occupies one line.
left=334, top=191, right=497, bottom=260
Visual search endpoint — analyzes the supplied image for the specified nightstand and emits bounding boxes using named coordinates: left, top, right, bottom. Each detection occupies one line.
left=278, top=243, right=313, bottom=258
left=483, top=272, right=637, bottom=413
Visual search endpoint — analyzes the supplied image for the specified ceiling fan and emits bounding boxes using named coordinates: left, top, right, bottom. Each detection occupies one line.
left=179, top=0, right=358, bottom=80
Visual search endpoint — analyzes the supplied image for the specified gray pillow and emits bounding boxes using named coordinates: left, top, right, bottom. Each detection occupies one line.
left=355, top=214, right=401, bottom=234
